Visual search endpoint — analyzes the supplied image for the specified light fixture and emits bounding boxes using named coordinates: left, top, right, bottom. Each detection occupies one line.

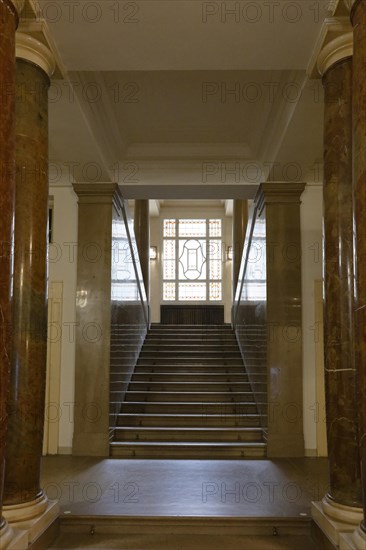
left=150, top=246, right=157, bottom=260
left=227, top=245, right=233, bottom=261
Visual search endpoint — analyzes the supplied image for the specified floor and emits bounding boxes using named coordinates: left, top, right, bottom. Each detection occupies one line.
left=41, top=456, right=328, bottom=549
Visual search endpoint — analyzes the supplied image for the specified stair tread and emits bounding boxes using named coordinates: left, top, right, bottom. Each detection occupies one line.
left=110, top=323, right=267, bottom=458
left=110, top=441, right=266, bottom=447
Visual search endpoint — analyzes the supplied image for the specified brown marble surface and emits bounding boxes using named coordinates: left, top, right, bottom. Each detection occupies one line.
left=3, top=59, right=50, bottom=506
left=322, top=59, right=361, bottom=508
left=352, top=0, right=366, bottom=530
left=0, top=0, right=17, bottom=525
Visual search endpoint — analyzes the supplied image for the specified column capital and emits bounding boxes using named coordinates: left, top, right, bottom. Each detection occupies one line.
left=72, top=182, right=124, bottom=211
left=11, top=0, right=24, bottom=14
left=255, top=182, right=306, bottom=215
left=317, top=32, right=353, bottom=76
left=344, top=0, right=356, bottom=10
left=16, top=32, right=55, bottom=77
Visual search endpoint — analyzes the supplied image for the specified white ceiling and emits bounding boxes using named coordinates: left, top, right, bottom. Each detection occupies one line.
left=27, top=0, right=334, bottom=197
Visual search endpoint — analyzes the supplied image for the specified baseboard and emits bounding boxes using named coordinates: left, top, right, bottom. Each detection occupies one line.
left=305, top=449, right=318, bottom=457
left=57, top=446, right=72, bottom=455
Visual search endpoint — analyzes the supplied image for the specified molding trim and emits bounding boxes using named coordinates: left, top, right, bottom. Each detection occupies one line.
left=0, top=521, right=14, bottom=549
left=73, top=182, right=124, bottom=212
left=307, top=17, right=352, bottom=78
left=11, top=0, right=24, bottom=14
left=322, top=495, right=363, bottom=525
left=318, top=32, right=353, bottom=75
left=344, top=0, right=355, bottom=9
left=16, top=32, right=55, bottom=77
left=255, top=181, right=306, bottom=215
left=3, top=493, right=48, bottom=523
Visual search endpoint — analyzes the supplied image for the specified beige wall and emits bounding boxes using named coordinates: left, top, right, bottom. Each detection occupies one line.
left=149, top=204, right=233, bottom=324
left=300, top=183, right=325, bottom=456
left=48, top=182, right=78, bottom=454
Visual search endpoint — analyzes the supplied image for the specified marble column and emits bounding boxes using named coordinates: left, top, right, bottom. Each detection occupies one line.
left=232, top=199, right=248, bottom=294
left=0, top=3, right=22, bottom=547
left=3, top=33, right=58, bottom=538
left=312, top=33, right=364, bottom=548
left=346, top=0, right=366, bottom=547
left=134, top=199, right=150, bottom=301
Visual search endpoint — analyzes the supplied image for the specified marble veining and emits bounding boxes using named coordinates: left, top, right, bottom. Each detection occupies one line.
left=352, top=0, right=366, bottom=530
left=0, top=0, right=17, bottom=527
left=4, top=59, right=50, bottom=506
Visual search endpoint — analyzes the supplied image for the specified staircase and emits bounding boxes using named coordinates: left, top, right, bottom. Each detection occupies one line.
left=110, top=324, right=267, bottom=458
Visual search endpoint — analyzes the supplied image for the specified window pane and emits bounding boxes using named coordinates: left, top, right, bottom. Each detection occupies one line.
left=209, top=260, right=222, bottom=280
left=209, top=282, right=222, bottom=301
left=163, top=282, right=176, bottom=301
left=178, top=239, right=206, bottom=280
left=163, top=239, right=175, bottom=259
left=209, top=219, right=222, bottom=237
left=163, top=261, right=175, bottom=280
left=179, top=283, right=206, bottom=301
left=208, top=240, right=222, bottom=261
left=179, top=219, right=206, bottom=237
left=164, top=219, right=176, bottom=237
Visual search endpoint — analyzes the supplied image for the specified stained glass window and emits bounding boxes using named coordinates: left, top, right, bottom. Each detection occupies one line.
left=163, top=218, right=223, bottom=302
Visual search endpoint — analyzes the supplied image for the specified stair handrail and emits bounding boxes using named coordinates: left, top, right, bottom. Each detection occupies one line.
left=120, top=199, right=149, bottom=328
left=232, top=200, right=260, bottom=328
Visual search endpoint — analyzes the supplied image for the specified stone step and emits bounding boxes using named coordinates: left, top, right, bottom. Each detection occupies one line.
left=121, top=391, right=257, bottom=403
left=133, top=365, right=249, bottom=372
left=136, top=358, right=244, bottom=365
left=140, top=344, right=240, bottom=352
left=119, top=401, right=259, bottom=414
left=113, top=412, right=262, bottom=427
left=124, top=381, right=253, bottom=392
left=113, top=426, right=264, bottom=442
left=129, top=373, right=251, bottom=382
left=146, top=335, right=238, bottom=341
left=110, top=441, right=267, bottom=459
left=137, top=354, right=241, bottom=361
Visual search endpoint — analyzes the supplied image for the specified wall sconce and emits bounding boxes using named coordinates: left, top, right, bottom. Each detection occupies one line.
left=150, top=246, right=157, bottom=260
left=227, top=246, right=233, bottom=261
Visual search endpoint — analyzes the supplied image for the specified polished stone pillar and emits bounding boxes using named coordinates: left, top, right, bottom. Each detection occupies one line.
left=0, top=3, right=22, bottom=546
left=232, top=199, right=248, bottom=294
left=134, top=199, right=150, bottom=300
left=3, top=33, right=58, bottom=537
left=348, top=0, right=366, bottom=547
left=72, top=183, right=123, bottom=457
left=257, top=182, right=305, bottom=457
left=312, top=33, right=364, bottom=548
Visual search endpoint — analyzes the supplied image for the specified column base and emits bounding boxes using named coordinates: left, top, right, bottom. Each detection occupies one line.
left=312, top=497, right=364, bottom=547
left=4, top=495, right=59, bottom=547
left=0, top=521, right=14, bottom=549
left=340, top=526, right=366, bottom=550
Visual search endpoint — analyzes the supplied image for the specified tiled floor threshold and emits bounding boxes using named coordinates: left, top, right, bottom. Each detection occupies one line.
left=38, top=456, right=329, bottom=549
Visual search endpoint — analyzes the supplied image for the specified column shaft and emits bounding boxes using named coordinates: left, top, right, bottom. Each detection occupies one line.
left=323, top=58, right=361, bottom=507
left=0, top=0, right=17, bottom=534
left=4, top=58, right=50, bottom=507
left=232, top=199, right=248, bottom=293
left=352, top=0, right=366, bottom=531
left=134, top=199, right=150, bottom=299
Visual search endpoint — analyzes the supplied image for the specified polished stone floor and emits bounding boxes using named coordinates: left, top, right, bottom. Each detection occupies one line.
left=41, top=456, right=329, bottom=517
left=42, top=456, right=328, bottom=549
